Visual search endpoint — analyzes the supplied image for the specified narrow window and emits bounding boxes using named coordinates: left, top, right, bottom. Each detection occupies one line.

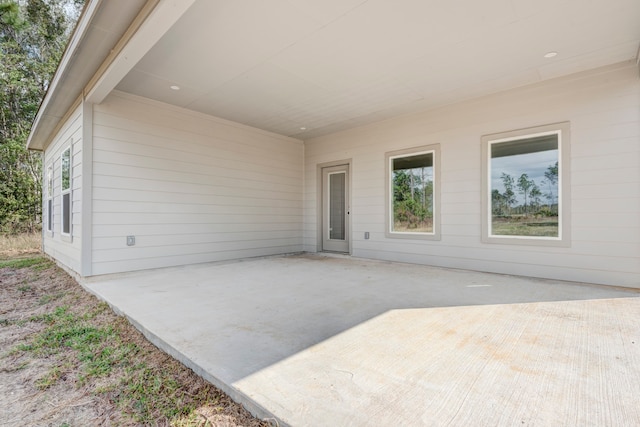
left=386, top=144, right=440, bottom=240
left=46, top=165, right=53, bottom=232
left=61, top=147, right=71, bottom=236
left=482, top=122, right=570, bottom=246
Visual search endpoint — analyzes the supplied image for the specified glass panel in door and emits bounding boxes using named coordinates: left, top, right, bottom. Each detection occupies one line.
left=322, top=164, right=349, bottom=253
left=329, top=172, right=345, bottom=240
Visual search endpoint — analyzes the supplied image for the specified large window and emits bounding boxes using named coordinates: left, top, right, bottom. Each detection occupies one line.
left=386, top=144, right=440, bottom=240
left=46, top=165, right=53, bottom=233
left=481, top=122, right=570, bottom=246
left=61, top=147, right=71, bottom=236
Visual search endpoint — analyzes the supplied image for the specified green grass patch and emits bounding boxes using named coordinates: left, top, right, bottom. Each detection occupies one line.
left=18, top=305, right=138, bottom=388
left=37, top=366, right=62, bottom=390
left=20, top=303, right=211, bottom=424
left=117, top=365, right=206, bottom=424
left=38, top=292, right=66, bottom=305
left=0, top=256, right=51, bottom=270
left=492, top=217, right=558, bottom=237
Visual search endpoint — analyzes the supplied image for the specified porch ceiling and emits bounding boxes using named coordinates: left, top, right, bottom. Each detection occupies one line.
left=116, top=0, right=640, bottom=139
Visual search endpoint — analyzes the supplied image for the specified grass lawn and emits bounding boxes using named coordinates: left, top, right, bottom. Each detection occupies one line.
left=492, top=216, right=559, bottom=237
left=393, top=219, right=434, bottom=233
left=0, top=232, right=41, bottom=258
left=0, top=234, right=269, bottom=427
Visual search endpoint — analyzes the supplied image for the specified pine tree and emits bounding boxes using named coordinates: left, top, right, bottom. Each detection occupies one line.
left=0, top=0, right=82, bottom=233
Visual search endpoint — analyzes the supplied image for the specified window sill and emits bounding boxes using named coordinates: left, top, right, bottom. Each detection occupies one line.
left=482, top=234, right=570, bottom=247
left=385, top=231, right=441, bottom=241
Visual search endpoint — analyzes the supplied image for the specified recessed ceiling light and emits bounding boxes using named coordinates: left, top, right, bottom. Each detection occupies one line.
left=543, top=51, right=558, bottom=58
left=300, top=127, right=306, bottom=131
left=170, top=85, right=180, bottom=90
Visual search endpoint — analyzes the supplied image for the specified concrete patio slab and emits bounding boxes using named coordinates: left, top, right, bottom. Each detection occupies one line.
left=83, top=254, right=640, bottom=426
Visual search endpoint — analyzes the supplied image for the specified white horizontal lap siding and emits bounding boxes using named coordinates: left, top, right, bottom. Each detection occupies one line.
left=42, top=102, right=83, bottom=274
left=91, top=92, right=303, bottom=275
left=304, top=62, right=640, bottom=287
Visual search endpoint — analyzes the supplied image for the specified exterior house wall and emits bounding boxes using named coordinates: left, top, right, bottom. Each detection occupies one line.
left=42, top=101, right=83, bottom=274
left=90, top=92, right=304, bottom=275
left=304, top=62, right=640, bottom=287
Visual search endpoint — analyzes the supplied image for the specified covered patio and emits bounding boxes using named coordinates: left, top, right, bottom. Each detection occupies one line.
left=83, top=254, right=639, bottom=426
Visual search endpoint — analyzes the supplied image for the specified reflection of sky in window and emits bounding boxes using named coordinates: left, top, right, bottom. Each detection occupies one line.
left=491, top=150, right=557, bottom=204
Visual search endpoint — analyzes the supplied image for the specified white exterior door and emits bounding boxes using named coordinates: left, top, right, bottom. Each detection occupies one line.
left=322, top=165, right=350, bottom=253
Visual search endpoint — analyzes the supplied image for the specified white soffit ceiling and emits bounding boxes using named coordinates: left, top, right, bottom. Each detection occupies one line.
left=115, top=0, right=640, bottom=139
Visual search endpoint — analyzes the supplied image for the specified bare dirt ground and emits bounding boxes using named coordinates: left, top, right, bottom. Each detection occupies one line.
left=0, top=255, right=271, bottom=427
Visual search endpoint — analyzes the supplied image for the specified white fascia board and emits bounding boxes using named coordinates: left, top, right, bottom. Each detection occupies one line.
left=26, top=0, right=103, bottom=150
left=85, top=0, right=196, bottom=104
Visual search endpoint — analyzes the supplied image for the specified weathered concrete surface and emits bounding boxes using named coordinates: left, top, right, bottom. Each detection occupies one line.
left=83, top=254, right=640, bottom=426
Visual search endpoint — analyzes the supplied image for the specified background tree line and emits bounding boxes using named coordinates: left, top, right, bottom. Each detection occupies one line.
left=393, top=168, right=433, bottom=229
left=492, top=161, right=558, bottom=217
left=0, top=0, right=82, bottom=234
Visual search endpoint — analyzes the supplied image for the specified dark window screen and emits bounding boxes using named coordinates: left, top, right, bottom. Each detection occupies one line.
left=62, top=193, right=70, bottom=234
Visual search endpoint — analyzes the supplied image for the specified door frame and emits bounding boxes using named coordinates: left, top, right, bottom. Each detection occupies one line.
left=316, top=159, right=352, bottom=254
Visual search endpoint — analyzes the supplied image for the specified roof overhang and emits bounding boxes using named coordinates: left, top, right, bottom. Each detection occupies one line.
left=28, top=0, right=640, bottom=149
left=26, top=0, right=195, bottom=151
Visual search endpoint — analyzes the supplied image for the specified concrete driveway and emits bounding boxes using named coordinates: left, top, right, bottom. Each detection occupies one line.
left=83, top=254, right=640, bottom=426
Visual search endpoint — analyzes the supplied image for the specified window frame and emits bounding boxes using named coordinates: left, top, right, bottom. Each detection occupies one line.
left=60, top=146, right=72, bottom=238
left=385, top=144, right=441, bottom=241
left=481, top=122, right=571, bottom=247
